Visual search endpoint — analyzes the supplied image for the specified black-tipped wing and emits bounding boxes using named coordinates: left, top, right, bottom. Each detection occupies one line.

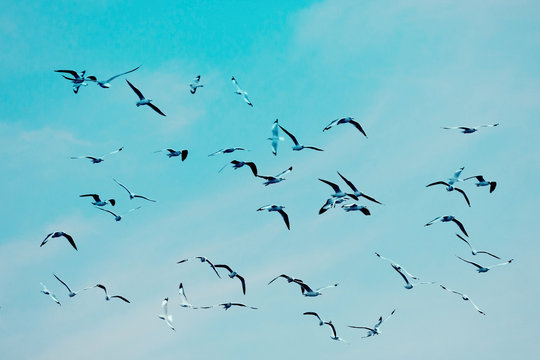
left=98, top=207, right=118, bottom=217
left=147, top=103, right=166, bottom=116
left=391, top=265, right=410, bottom=286
left=113, top=178, right=132, bottom=196
left=476, top=250, right=501, bottom=259
left=304, top=146, right=324, bottom=151
left=426, top=181, right=450, bottom=188
left=55, top=69, right=79, bottom=78
left=236, top=274, right=246, bottom=295
left=214, top=264, right=233, bottom=273
left=337, top=171, right=358, bottom=192
left=205, top=259, right=222, bottom=278
left=465, top=175, right=485, bottom=182
left=278, top=125, right=299, bottom=145
left=319, top=178, right=341, bottom=193
left=457, top=256, right=483, bottom=269
left=245, top=162, right=258, bottom=176
left=268, top=274, right=290, bottom=285
left=40, top=233, right=53, bottom=247
left=277, top=209, right=290, bottom=230
left=489, top=182, right=497, bottom=193
left=349, top=119, right=367, bottom=137
left=181, top=150, right=188, bottom=161
left=348, top=326, right=375, bottom=331
left=105, top=65, right=141, bottom=83
left=111, top=295, right=130, bottom=303
left=62, top=233, right=77, bottom=250
left=125, top=79, right=144, bottom=100
left=80, top=194, right=101, bottom=202
left=451, top=218, right=469, bottom=237
left=133, top=195, right=156, bottom=202
left=360, top=193, right=382, bottom=205
left=454, top=187, right=471, bottom=207
left=324, top=322, right=338, bottom=338
left=54, top=274, right=72, bottom=293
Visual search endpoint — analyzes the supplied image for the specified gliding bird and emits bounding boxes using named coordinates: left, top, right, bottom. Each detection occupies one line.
left=158, top=297, right=175, bottom=331
left=348, top=309, right=396, bottom=337
left=341, top=204, right=371, bottom=215
left=177, top=256, right=221, bottom=278
left=97, top=206, right=141, bottom=222
left=303, top=312, right=325, bottom=326
left=231, top=76, right=253, bottom=106
left=337, top=171, right=382, bottom=204
left=126, top=79, right=166, bottom=116
left=464, top=175, right=497, bottom=193
left=456, top=256, right=513, bottom=273
left=86, top=65, right=140, bottom=88
left=319, top=178, right=359, bottom=200
left=154, top=148, right=188, bottom=161
left=426, top=181, right=470, bottom=207
left=189, top=75, right=204, bottom=94
left=267, top=119, right=284, bottom=156
left=456, top=234, right=500, bottom=259
left=297, top=282, right=338, bottom=297
left=256, top=205, right=290, bottom=230
left=208, top=147, right=246, bottom=156
left=375, top=252, right=419, bottom=280
left=257, top=166, right=292, bottom=186
left=219, top=160, right=258, bottom=176
left=113, top=178, right=156, bottom=202
left=440, top=285, right=485, bottom=315
left=425, top=215, right=469, bottom=237
left=94, top=284, right=130, bottom=303
left=323, top=117, right=367, bottom=137
left=40, top=232, right=77, bottom=251
left=70, top=147, right=123, bottom=164
left=278, top=125, right=323, bottom=151
left=178, top=283, right=197, bottom=309
left=391, top=265, right=434, bottom=289
left=79, top=194, right=115, bottom=207
left=54, top=69, right=91, bottom=93
left=53, top=274, right=91, bottom=297
left=442, top=123, right=499, bottom=134
left=215, top=264, right=246, bottom=295
left=40, top=283, right=61, bottom=306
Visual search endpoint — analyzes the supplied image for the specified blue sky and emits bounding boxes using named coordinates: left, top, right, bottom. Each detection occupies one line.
left=1, top=0, right=539, bottom=359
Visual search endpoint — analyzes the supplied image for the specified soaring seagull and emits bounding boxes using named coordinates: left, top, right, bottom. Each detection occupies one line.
left=341, top=203, right=371, bottom=215
left=456, top=256, right=513, bottom=273
left=375, top=252, right=419, bottom=280
left=94, top=284, right=130, bottom=303
left=442, top=123, right=499, bottom=134
left=257, top=166, right=293, bottom=186
left=154, top=148, right=188, bottom=161
left=440, top=285, right=485, bottom=315
left=425, top=215, right=469, bottom=237
left=53, top=274, right=92, bottom=297
left=278, top=125, right=323, bottom=151
left=426, top=181, right=470, bottom=207
left=86, top=65, right=141, bottom=88
left=97, top=206, right=141, bottom=222
left=391, top=265, right=434, bottom=289
left=126, top=79, right=166, bottom=116
left=257, top=205, right=290, bottom=230
left=323, top=117, right=367, bottom=137
left=215, top=264, right=246, bottom=295
left=54, top=69, right=92, bottom=93
left=267, top=119, right=284, bottom=156
left=219, top=160, right=258, bottom=176
left=349, top=309, right=396, bottom=337
left=40, top=232, right=77, bottom=251
left=70, top=147, right=123, bottom=164
left=464, top=175, right=497, bottom=193
left=158, top=297, right=175, bottom=331
left=40, top=283, right=61, bottom=306
left=177, top=256, right=221, bottom=278
left=455, top=234, right=500, bottom=259
left=80, top=194, right=115, bottom=207
left=231, top=76, right=253, bottom=106
left=297, top=282, right=338, bottom=297
left=113, top=178, right=156, bottom=202
left=319, top=178, right=359, bottom=200
left=337, top=171, right=382, bottom=205
left=208, top=147, right=246, bottom=157
left=189, top=75, right=204, bottom=94
left=201, top=302, right=257, bottom=310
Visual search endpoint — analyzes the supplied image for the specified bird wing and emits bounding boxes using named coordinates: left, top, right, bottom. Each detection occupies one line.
left=80, top=194, right=101, bottom=202
left=54, top=274, right=72, bottom=293
left=489, top=182, right=497, bottom=193
left=61, top=233, right=77, bottom=251
left=98, top=207, right=118, bottom=217
left=303, top=312, right=322, bottom=322
left=319, top=178, right=341, bottom=193
left=268, top=274, right=290, bottom=285
left=476, top=250, right=501, bottom=260
left=245, top=162, right=258, bottom=176
left=488, top=259, right=513, bottom=269
left=232, top=77, right=242, bottom=92
left=95, top=284, right=108, bottom=296
left=336, top=171, right=358, bottom=192
left=242, top=93, right=253, bottom=106
left=454, top=187, right=471, bottom=207
left=208, top=149, right=224, bottom=156
left=181, top=150, right=188, bottom=161
left=113, top=178, right=132, bottom=196
left=468, top=298, right=486, bottom=315
left=205, top=259, right=222, bottom=278
left=257, top=204, right=272, bottom=211
left=104, top=65, right=141, bottom=83
left=324, top=322, right=338, bottom=338
left=391, top=265, right=410, bottom=286
left=456, top=256, right=483, bottom=269
left=125, top=79, right=145, bottom=100
left=55, top=69, right=80, bottom=78
left=349, top=326, right=375, bottom=331
left=161, top=298, right=169, bottom=315
left=236, top=274, right=246, bottom=295
left=278, top=125, right=299, bottom=145
left=124, top=206, right=142, bottom=215
left=426, top=181, right=450, bottom=188
left=464, top=175, right=485, bottom=182
left=323, top=119, right=339, bottom=131
left=133, top=194, right=156, bottom=202
left=349, top=119, right=367, bottom=137
left=214, top=264, right=233, bottom=273
left=147, top=103, right=166, bottom=116
left=111, top=295, right=130, bottom=303
left=277, top=209, right=290, bottom=230
left=425, top=216, right=442, bottom=226
left=275, top=166, right=292, bottom=178
left=103, top=147, right=124, bottom=157
left=316, top=283, right=338, bottom=292
left=456, top=233, right=474, bottom=251
left=271, top=119, right=279, bottom=137
left=40, top=233, right=53, bottom=247
left=451, top=218, right=469, bottom=237
left=304, top=146, right=324, bottom=151
left=360, top=193, right=382, bottom=205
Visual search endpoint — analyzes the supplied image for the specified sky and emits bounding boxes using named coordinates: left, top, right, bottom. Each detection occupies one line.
left=1, top=0, right=539, bottom=359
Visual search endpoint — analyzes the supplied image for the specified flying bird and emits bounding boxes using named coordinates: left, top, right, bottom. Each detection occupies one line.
left=456, top=256, right=513, bottom=273
left=94, top=284, right=130, bottom=303
left=70, top=147, right=124, bottom=164
left=303, top=312, right=325, bottom=326
left=464, top=175, right=497, bottom=193
left=278, top=125, right=323, bottom=151
left=318, top=197, right=350, bottom=215
left=257, top=166, right=293, bottom=186
left=53, top=274, right=92, bottom=297
left=113, top=178, right=156, bottom=202
left=348, top=309, right=396, bottom=337
left=231, top=76, right=253, bottom=106
left=177, top=256, right=221, bottom=278
left=86, top=65, right=141, bottom=88
left=425, top=215, right=469, bottom=237
left=40, top=283, right=61, bottom=306
left=54, top=69, right=91, bottom=93
left=154, top=148, right=188, bottom=161
left=319, top=178, right=359, bottom=200
left=178, top=283, right=197, bottom=309
left=426, top=180, right=470, bottom=207
left=323, top=117, right=367, bottom=137
left=219, top=160, right=258, bottom=176
left=189, top=75, right=204, bottom=94
left=257, top=205, right=290, bottom=230
left=97, top=206, right=141, bottom=222
left=455, top=234, right=500, bottom=259
left=375, top=252, right=419, bottom=280
left=267, top=119, right=284, bottom=156
left=40, top=232, right=77, bottom=251
left=268, top=274, right=304, bottom=286
left=442, top=123, right=499, bottom=134
left=79, top=194, right=115, bottom=207
left=201, top=302, right=257, bottom=310
left=158, top=297, right=175, bottom=331
left=208, top=147, right=246, bottom=156
left=440, top=285, right=485, bottom=315
left=391, top=265, right=434, bottom=289
left=341, top=204, right=371, bottom=215
left=297, top=282, right=338, bottom=297
left=126, top=79, right=166, bottom=116
left=337, top=171, right=382, bottom=204
left=323, top=321, right=347, bottom=343
left=215, top=264, right=246, bottom=295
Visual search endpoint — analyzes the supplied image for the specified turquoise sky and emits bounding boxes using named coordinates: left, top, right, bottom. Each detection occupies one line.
left=1, top=1, right=539, bottom=359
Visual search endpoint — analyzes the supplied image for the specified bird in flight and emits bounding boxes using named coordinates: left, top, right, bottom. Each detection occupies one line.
left=341, top=203, right=371, bottom=215
left=278, top=124, right=323, bottom=152
left=55, top=69, right=93, bottom=93
left=177, top=256, right=221, bottom=278
left=391, top=265, right=434, bottom=289
left=40, top=232, right=77, bottom=251
left=303, top=311, right=325, bottom=326
left=455, top=234, right=500, bottom=259
left=154, top=148, right=188, bottom=161
left=189, top=75, right=204, bottom=94
left=440, top=285, right=485, bottom=315
left=126, top=79, right=166, bottom=116
left=442, top=123, right=499, bottom=134
left=113, top=178, right=156, bottom=202
left=456, top=256, right=513, bottom=273
left=53, top=274, right=92, bottom=297
left=219, top=160, right=258, bottom=176
left=80, top=194, right=115, bottom=207
left=87, top=65, right=141, bottom=88
left=94, top=284, right=130, bottom=303
left=97, top=206, right=141, bottom=222
left=208, top=147, right=246, bottom=156
left=257, top=205, right=290, bottom=230
left=323, top=117, right=367, bottom=137
left=349, top=309, right=396, bottom=337
left=267, top=119, right=284, bottom=156
left=40, top=283, right=61, bottom=306
left=257, top=166, right=292, bottom=186
left=231, top=76, right=253, bottom=106
left=464, top=175, right=497, bottom=193
left=323, top=321, right=348, bottom=343
left=158, top=297, right=175, bottom=331
left=215, top=264, right=247, bottom=295
left=425, top=215, right=469, bottom=237
left=70, top=147, right=123, bottom=164
left=337, top=171, right=383, bottom=205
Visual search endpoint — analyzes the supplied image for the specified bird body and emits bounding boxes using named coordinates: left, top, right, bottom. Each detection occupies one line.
left=442, top=124, right=499, bottom=133
left=80, top=194, right=115, bottom=207
left=257, top=166, right=292, bottom=186
left=158, top=297, right=175, bottom=331
left=231, top=77, right=253, bottom=106
left=189, top=75, right=204, bottom=94
left=464, top=175, right=497, bottom=193
left=40, top=283, right=61, bottom=306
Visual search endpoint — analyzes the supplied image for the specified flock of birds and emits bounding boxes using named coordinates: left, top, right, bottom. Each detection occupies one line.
left=30, top=65, right=510, bottom=344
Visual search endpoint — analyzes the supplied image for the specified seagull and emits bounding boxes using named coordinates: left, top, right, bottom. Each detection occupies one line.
left=455, top=234, right=500, bottom=259
left=319, top=178, right=359, bottom=200
left=201, top=302, right=257, bottom=310
left=53, top=274, right=91, bottom=297
left=178, top=283, right=197, bottom=309
left=94, top=284, right=130, bottom=303
left=215, top=264, right=246, bottom=295
left=456, top=256, right=513, bottom=273
left=426, top=181, right=470, bottom=207
left=323, top=321, right=347, bottom=343
left=86, top=65, right=141, bottom=88
left=40, top=283, right=61, bottom=306
left=40, top=232, right=77, bottom=251
left=70, top=147, right=124, bottom=163
left=189, top=75, right=204, bottom=94
left=303, top=311, right=325, bottom=326
left=97, top=206, right=141, bottom=222
left=297, top=282, right=338, bottom=297
left=318, top=197, right=350, bottom=215
left=54, top=69, right=91, bottom=93
left=257, top=166, right=292, bottom=186
left=348, top=309, right=396, bottom=337
left=177, top=256, right=221, bottom=278
left=447, top=166, right=466, bottom=186
left=267, top=119, right=284, bottom=156
left=391, top=265, right=434, bottom=289
left=158, top=297, right=175, bottom=331
left=323, top=117, right=367, bottom=137
left=126, top=79, right=166, bottom=116
left=268, top=274, right=304, bottom=285
left=257, top=205, right=290, bottom=230
left=375, top=252, right=419, bottom=280
left=219, top=160, right=258, bottom=176
left=154, top=148, right=188, bottom=161
left=442, top=123, right=499, bottom=134
left=79, top=194, right=115, bottom=207
left=278, top=125, right=323, bottom=151
left=337, top=172, right=382, bottom=204
left=341, top=204, right=371, bottom=215
left=440, top=285, right=485, bottom=315
left=464, top=175, right=497, bottom=193
left=425, top=215, right=469, bottom=237
left=113, top=178, right=156, bottom=202
left=231, top=76, right=252, bottom=106
left=208, top=147, right=246, bottom=156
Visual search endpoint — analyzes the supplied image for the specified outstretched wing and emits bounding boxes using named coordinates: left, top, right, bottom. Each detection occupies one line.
left=277, top=209, right=290, bottom=230
left=349, top=119, right=367, bottom=137
left=105, top=65, right=141, bottom=83
left=125, top=79, right=144, bottom=100
left=278, top=125, right=299, bottom=145
left=147, top=103, right=166, bottom=116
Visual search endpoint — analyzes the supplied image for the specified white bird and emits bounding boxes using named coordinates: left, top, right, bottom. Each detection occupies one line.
left=40, top=232, right=77, bottom=251
left=447, top=166, right=466, bottom=186
left=442, top=123, right=499, bottom=134
left=177, top=256, right=221, bottom=278
left=113, top=178, right=156, bottom=202
left=79, top=194, right=115, bottom=207
left=94, top=284, right=130, bottom=303
left=53, top=274, right=92, bottom=297
left=267, top=119, right=284, bottom=156
left=54, top=69, right=92, bottom=93
left=341, top=203, right=371, bottom=215
left=219, top=160, right=258, bottom=176
left=303, top=311, right=325, bottom=326
left=426, top=180, right=470, bottom=207
left=158, top=297, right=175, bottom=331
left=126, top=79, right=166, bottom=116
left=215, top=264, right=246, bottom=295
left=323, top=117, right=367, bottom=137
left=337, top=172, right=383, bottom=205
left=257, top=166, right=293, bottom=186
left=318, top=197, right=350, bottom=215
left=348, top=309, right=396, bottom=337
left=231, top=76, right=253, bottom=106
left=278, top=125, right=323, bottom=152
left=425, top=215, right=469, bottom=237
left=297, top=282, right=338, bottom=297
left=178, top=283, right=197, bottom=309
left=189, top=75, right=204, bottom=94
left=70, top=147, right=124, bottom=164
left=97, top=206, right=141, bottom=222
left=391, top=265, right=434, bottom=289
left=201, top=302, right=257, bottom=310
left=323, top=321, right=348, bottom=343
left=456, top=256, right=513, bottom=273
left=375, top=252, right=419, bottom=280
left=455, top=234, right=500, bottom=259
left=154, top=148, right=188, bottom=161
left=40, top=283, right=61, bottom=306
left=256, top=205, right=290, bottom=230
left=318, top=178, right=359, bottom=200
left=86, top=65, right=141, bottom=88
left=208, top=147, right=246, bottom=156
left=440, top=285, right=485, bottom=315
left=464, top=175, right=497, bottom=193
